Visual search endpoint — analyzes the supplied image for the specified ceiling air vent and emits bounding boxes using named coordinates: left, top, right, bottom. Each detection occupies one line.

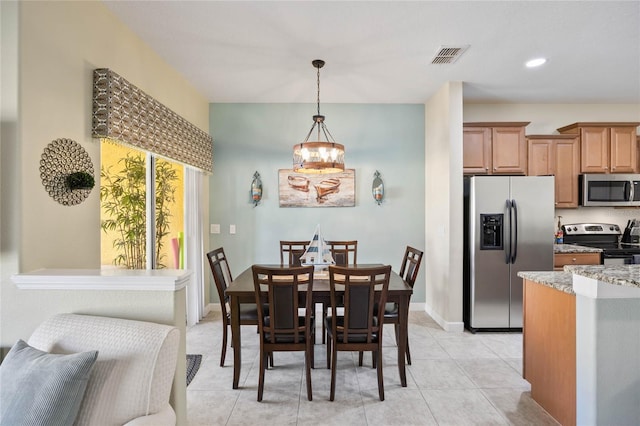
left=431, top=45, right=469, bottom=64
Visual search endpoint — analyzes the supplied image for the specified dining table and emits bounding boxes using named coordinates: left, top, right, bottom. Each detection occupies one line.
left=225, top=264, right=413, bottom=389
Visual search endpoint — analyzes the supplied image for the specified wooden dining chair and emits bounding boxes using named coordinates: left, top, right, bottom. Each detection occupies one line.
left=322, top=240, right=358, bottom=343
left=325, top=264, right=391, bottom=401
left=383, top=246, right=423, bottom=365
left=279, top=240, right=310, bottom=266
left=251, top=265, right=315, bottom=402
left=326, top=240, right=357, bottom=266
left=206, top=247, right=261, bottom=367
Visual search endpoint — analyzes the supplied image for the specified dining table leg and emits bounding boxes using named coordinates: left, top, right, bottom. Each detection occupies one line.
left=230, top=295, right=241, bottom=389
left=397, top=295, right=409, bottom=387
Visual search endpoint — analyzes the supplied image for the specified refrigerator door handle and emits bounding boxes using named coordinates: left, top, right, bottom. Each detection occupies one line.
left=511, top=199, right=518, bottom=263
left=506, top=199, right=512, bottom=264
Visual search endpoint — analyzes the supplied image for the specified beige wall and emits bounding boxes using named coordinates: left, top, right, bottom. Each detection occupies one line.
left=1, top=2, right=210, bottom=424
left=463, top=103, right=640, bottom=135
left=425, top=82, right=464, bottom=331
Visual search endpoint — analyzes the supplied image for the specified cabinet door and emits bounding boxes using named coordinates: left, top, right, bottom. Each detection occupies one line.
left=554, top=138, right=580, bottom=208
left=528, top=139, right=553, bottom=176
left=492, top=127, right=527, bottom=174
left=463, top=127, right=491, bottom=174
left=580, top=127, right=609, bottom=173
left=610, top=127, right=638, bottom=173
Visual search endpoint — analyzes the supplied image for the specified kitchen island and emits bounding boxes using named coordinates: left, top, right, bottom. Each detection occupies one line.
left=519, top=266, right=640, bottom=426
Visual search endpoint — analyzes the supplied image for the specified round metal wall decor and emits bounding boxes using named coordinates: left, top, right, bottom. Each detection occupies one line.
left=40, top=138, right=95, bottom=206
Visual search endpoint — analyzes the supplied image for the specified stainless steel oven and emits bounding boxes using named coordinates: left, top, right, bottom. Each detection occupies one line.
left=562, top=222, right=640, bottom=265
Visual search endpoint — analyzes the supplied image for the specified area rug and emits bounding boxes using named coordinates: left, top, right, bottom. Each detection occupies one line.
left=186, top=354, right=202, bottom=386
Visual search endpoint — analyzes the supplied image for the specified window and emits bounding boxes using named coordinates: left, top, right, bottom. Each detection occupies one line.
left=100, top=140, right=184, bottom=269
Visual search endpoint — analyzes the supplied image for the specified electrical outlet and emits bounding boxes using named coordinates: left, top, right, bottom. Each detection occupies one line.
left=210, top=224, right=220, bottom=234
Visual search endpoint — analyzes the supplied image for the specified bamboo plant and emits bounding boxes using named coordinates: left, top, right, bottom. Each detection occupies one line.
left=100, top=153, right=177, bottom=269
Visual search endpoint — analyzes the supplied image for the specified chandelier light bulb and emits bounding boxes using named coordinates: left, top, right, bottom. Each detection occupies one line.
left=319, top=147, right=328, bottom=161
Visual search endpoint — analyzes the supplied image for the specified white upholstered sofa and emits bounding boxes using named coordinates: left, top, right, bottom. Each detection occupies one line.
left=6, top=313, right=180, bottom=426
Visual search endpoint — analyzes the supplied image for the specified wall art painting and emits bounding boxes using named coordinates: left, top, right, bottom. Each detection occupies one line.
left=278, top=169, right=355, bottom=207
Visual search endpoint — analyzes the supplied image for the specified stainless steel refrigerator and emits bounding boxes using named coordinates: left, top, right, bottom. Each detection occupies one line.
left=463, top=175, right=554, bottom=332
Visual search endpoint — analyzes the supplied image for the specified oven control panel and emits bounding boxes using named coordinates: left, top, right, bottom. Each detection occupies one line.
left=562, top=223, right=621, bottom=235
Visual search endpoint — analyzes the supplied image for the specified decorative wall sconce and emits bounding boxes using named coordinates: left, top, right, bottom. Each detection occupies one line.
left=251, top=171, right=263, bottom=206
left=372, top=170, right=384, bottom=205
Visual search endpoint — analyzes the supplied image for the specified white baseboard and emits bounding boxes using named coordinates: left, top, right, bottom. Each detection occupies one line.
left=424, top=303, right=464, bottom=333
left=205, top=303, right=217, bottom=313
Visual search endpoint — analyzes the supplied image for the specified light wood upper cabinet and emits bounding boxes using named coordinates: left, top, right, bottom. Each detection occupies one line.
left=528, top=135, right=580, bottom=208
left=528, top=138, right=554, bottom=176
left=610, top=126, right=638, bottom=172
left=464, top=122, right=529, bottom=175
left=462, top=127, right=491, bottom=174
left=558, top=122, right=640, bottom=173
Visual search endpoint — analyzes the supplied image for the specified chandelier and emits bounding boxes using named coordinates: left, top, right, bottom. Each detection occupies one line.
left=293, top=60, right=345, bottom=174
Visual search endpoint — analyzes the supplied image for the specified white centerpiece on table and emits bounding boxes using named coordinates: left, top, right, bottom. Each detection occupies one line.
left=300, top=224, right=335, bottom=272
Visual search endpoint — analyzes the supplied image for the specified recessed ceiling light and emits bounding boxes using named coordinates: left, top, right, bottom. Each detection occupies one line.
left=526, top=58, right=547, bottom=68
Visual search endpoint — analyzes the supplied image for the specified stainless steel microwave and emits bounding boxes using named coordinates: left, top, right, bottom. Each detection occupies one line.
left=580, top=174, right=640, bottom=207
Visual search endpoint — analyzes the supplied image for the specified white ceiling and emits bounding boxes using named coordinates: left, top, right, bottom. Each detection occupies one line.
left=102, top=0, right=640, bottom=104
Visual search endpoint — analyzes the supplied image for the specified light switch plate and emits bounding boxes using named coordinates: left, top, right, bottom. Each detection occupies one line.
left=210, top=224, right=220, bottom=234
left=230, top=224, right=236, bottom=234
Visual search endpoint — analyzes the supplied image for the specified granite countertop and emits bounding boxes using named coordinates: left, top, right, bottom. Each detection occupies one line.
left=519, top=264, right=640, bottom=295
left=518, top=271, right=574, bottom=294
left=564, top=265, right=640, bottom=289
left=554, top=244, right=602, bottom=254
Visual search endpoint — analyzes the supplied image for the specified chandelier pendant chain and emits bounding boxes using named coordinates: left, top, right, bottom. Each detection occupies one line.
left=317, top=64, right=321, bottom=118
left=316, top=64, right=322, bottom=141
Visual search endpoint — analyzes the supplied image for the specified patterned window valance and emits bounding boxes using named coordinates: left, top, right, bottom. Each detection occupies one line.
left=92, top=68, right=213, bottom=173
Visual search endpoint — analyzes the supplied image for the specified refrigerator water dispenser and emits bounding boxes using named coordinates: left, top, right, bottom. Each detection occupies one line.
left=480, top=214, right=503, bottom=250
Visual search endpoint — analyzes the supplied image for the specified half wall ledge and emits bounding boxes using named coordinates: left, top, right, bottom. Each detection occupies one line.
left=11, top=268, right=191, bottom=291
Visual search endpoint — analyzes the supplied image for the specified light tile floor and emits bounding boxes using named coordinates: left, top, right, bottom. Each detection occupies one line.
left=186, top=310, right=559, bottom=425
